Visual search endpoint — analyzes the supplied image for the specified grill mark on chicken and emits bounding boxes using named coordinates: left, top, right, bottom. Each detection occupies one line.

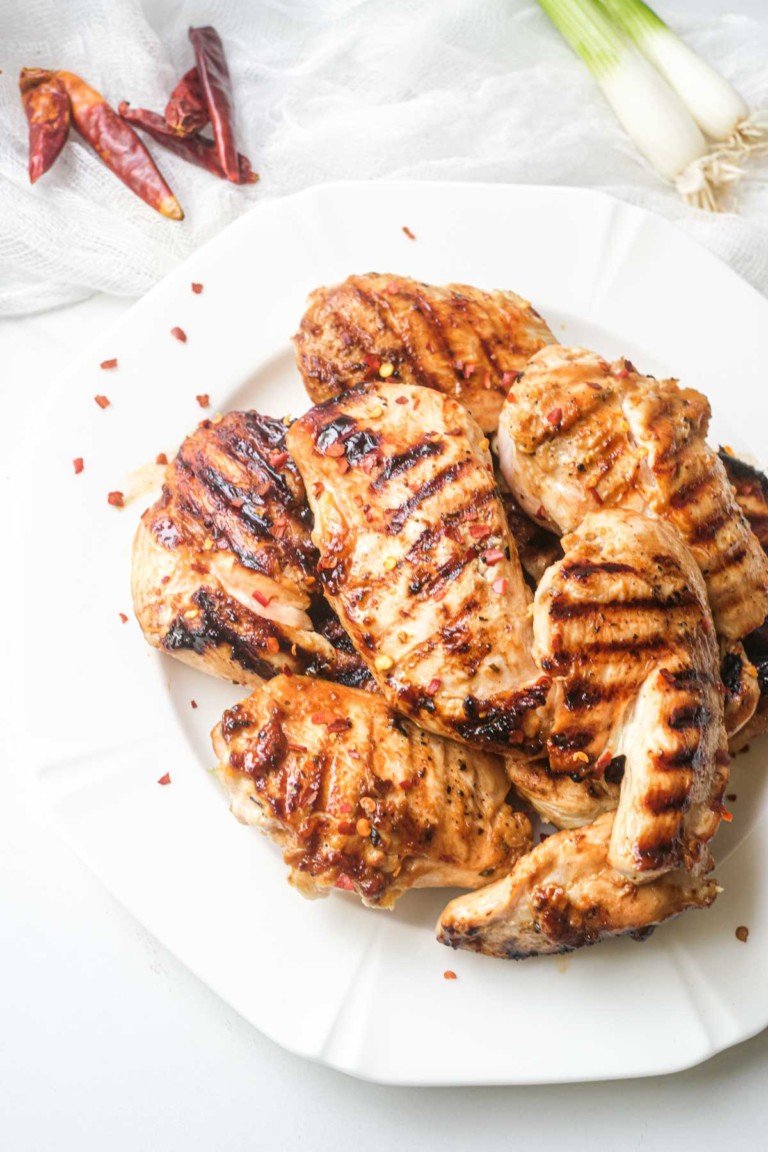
left=352, top=281, right=429, bottom=387
left=387, top=460, right=475, bottom=534
left=372, top=438, right=444, bottom=489
left=548, top=590, right=699, bottom=622
left=131, top=410, right=372, bottom=689
left=213, top=675, right=533, bottom=908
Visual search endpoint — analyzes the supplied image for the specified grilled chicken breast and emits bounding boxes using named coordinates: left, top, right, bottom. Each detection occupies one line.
left=505, top=757, right=619, bottom=829
left=286, top=383, right=551, bottom=756
left=294, top=273, right=554, bottom=432
left=720, top=449, right=768, bottom=553
left=436, top=812, right=720, bottom=959
left=498, top=346, right=768, bottom=640
left=533, top=511, right=728, bottom=882
left=132, top=411, right=371, bottom=688
left=497, top=472, right=563, bottom=584
left=211, top=675, right=533, bottom=908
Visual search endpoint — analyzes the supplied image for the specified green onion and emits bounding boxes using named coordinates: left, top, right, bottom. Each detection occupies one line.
left=536, top=0, right=743, bottom=210
left=600, top=0, right=767, bottom=154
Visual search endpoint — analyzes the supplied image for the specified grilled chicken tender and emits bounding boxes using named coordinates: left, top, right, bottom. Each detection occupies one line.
left=211, top=675, right=533, bottom=908
left=132, top=411, right=371, bottom=688
left=436, top=812, right=720, bottom=959
left=294, top=273, right=554, bottom=433
left=498, top=346, right=768, bottom=640
left=286, top=383, right=551, bottom=756
left=533, top=511, right=728, bottom=882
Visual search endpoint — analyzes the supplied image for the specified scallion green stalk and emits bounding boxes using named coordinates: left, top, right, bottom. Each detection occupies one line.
left=536, top=0, right=734, bottom=210
left=599, top=0, right=766, bottom=152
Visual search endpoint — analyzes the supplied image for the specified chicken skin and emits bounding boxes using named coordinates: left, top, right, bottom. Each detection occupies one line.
left=437, top=812, right=720, bottom=959
left=211, top=675, right=533, bottom=908
left=286, top=383, right=551, bottom=757
left=534, top=511, right=728, bottom=881
left=293, top=273, right=554, bottom=432
left=497, top=346, right=768, bottom=640
left=132, top=411, right=371, bottom=688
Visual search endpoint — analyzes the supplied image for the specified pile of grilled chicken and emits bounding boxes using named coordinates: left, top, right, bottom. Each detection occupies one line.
left=132, top=273, right=768, bottom=959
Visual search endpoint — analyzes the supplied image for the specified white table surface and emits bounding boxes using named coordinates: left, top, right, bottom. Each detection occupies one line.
left=5, top=2, right=768, bottom=1147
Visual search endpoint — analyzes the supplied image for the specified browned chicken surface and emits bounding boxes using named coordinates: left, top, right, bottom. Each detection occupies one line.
left=211, top=675, right=533, bottom=908
left=132, top=411, right=371, bottom=688
left=498, top=346, right=768, bottom=640
left=720, top=449, right=768, bottom=554
left=497, top=471, right=563, bottom=584
left=436, top=812, right=720, bottom=959
left=286, top=382, right=551, bottom=757
left=533, top=511, right=728, bottom=881
left=294, top=273, right=554, bottom=432
left=505, top=757, right=620, bottom=829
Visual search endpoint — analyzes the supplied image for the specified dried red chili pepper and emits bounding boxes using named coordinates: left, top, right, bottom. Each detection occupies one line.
left=19, top=68, right=70, bottom=184
left=165, top=67, right=209, bottom=137
left=189, top=26, right=239, bottom=182
left=118, top=104, right=257, bottom=184
left=55, top=72, right=183, bottom=220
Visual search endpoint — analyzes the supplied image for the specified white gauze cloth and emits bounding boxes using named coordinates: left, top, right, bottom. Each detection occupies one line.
left=0, top=0, right=767, bottom=314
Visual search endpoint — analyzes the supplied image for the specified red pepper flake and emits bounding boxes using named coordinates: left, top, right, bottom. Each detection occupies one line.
left=492, top=577, right=509, bottom=595
left=325, top=441, right=346, bottom=457
left=335, top=874, right=355, bottom=890
left=100, top=357, right=118, bottom=370
left=546, top=406, right=563, bottom=426
left=196, top=393, right=210, bottom=408
left=191, top=282, right=204, bottom=294
left=264, top=636, right=280, bottom=655
left=311, top=711, right=337, bottom=726
left=399, top=777, right=416, bottom=792
left=364, top=353, right=382, bottom=371
left=501, top=371, right=518, bottom=388
left=482, top=547, right=505, bottom=565
left=94, top=394, right=110, bottom=409
left=426, top=678, right=442, bottom=696
left=338, top=821, right=355, bottom=835
left=337, top=458, right=350, bottom=474
left=469, top=524, right=491, bottom=539
left=443, top=970, right=458, bottom=981
left=595, top=749, right=612, bottom=771
left=73, top=456, right=84, bottom=474
left=462, top=362, right=475, bottom=380
left=726, top=793, right=737, bottom=802
left=736, top=925, right=749, bottom=942
left=118, top=612, right=128, bottom=624
left=171, top=326, right=187, bottom=343
left=395, top=395, right=409, bottom=405
left=190, top=699, right=198, bottom=709
left=717, top=805, right=734, bottom=823
left=385, top=281, right=399, bottom=295
left=269, top=450, right=289, bottom=469
left=107, top=490, right=124, bottom=507
left=157, top=773, right=171, bottom=786
left=156, top=452, right=168, bottom=465
left=328, top=718, right=353, bottom=733
left=252, top=589, right=272, bottom=608
left=287, top=742, right=307, bottom=753
left=402, top=225, right=416, bottom=240
left=588, top=486, right=604, bottom=506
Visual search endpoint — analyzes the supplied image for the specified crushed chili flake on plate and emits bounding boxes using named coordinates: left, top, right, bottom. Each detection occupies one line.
left=402, top=225, right=416, bottom=240
left=196, top=393, right=210, bottom=408
left=107, top=490, right=124, bottom=507
left=73, top=457, right=84, bottom=474
left=171, top=326, right=187, bottom=343
left=190, top=699, right=198, bottom=709
left=156, top=452, right=168, bottom=465
left=118, top=612, right=128, bottom=623
left=443, top=970, right=458, bottom=980
left=100, top=357, right=118, bottom=370
left=157, top=772, right=172, bottom=786
left=736, top=925, right=749, bottom=943
left=191, top=282, right=204, bottom=294
left=94, top=394, right=110, bottom=409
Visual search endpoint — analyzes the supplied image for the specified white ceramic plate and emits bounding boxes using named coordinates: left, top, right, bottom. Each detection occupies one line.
left=19, top=182, right=768, bottom=1085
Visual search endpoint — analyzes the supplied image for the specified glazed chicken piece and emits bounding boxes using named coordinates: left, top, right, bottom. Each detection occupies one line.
left=720, top=449, right=768, bottom=554
left=293, top=273, right=554, bottom=433
left=504, top=757, right=619, bottom=829
left=534, top=511, right=728, bottom=881
left=286, top=383, right=551, bottom=757
left=436, top=812, right=720, bottom=959
left=497, top=471, right=563, bottom=584
left=211, top=675, right=533, bottom=908
left=497, top=346, right=768, bottom=640
left=132, top=411, right=371, bottom=688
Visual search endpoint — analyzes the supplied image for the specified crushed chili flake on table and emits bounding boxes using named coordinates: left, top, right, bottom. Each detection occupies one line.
left=190, top=699, right=198, bottom=709
left=157, top=773, right=172, bottom=786
left=191, top=282, right=204, bottom=294
left=402, top=225, right=416, bottom=240
left=94, top=394, right=110, bottom=408
left=443, top=970, right=458, bottom=981
left=196, top=393, right=210, bottom=408
left=736, top=925, right=749, bottom=943
left=171, top=326, right=187, bottom=343
left=156, top=452, right=168, bottom=465
left=107, top=490, right=124, bottom=507
left=73, top=457, right=84, bottom=474
left=100, top=357, right=118, bottom=370
left=118, top=612, right=128, bottom=623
